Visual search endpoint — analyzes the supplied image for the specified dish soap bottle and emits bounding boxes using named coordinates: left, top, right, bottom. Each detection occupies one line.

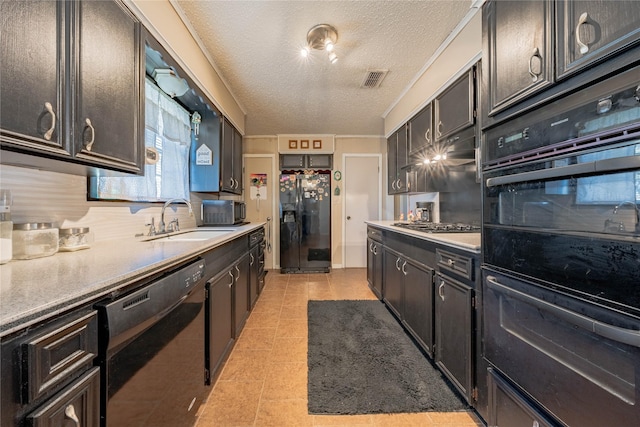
left=0, top=189, right=13, bottom=264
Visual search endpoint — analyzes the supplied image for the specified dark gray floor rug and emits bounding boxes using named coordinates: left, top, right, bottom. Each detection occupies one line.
left=307, top=300, right=468, bottom=415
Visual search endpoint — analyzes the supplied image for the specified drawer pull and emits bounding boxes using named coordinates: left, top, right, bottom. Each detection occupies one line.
left=83, top=118, right=95, bottom=151
left=65, top=404, right=80, bottom=426
left=575, top=12, right=591, bottom=55
left=43, top=102, right=56, bottom=140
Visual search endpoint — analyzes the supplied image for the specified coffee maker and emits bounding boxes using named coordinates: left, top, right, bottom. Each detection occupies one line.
left=415, top=202, right=433, bottom=222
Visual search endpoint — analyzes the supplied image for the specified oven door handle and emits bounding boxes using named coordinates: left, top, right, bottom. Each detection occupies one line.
left=486, top=275, right=640, bottom=348
left=486, top=155, right=640, bottom=187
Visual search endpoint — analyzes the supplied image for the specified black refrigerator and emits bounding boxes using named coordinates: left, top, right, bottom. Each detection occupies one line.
left=279, top=172, right=331, bottom=273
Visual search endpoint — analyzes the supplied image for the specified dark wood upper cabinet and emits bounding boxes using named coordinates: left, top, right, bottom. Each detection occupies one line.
left=220, top=117, right=242, bottom=194
left=483, top=0, right=554, bottom=117
left=387, top=125, right=409, bottom=195
left=434, top=69, right=475, bottom=141
left=0, top=0, right=143, bottom=175
left=73, top=0, right=143, bottom=172
left=0, top=0, right=68, bottom=156
left=408, top=103, right=432, bottom=156
left=556, top=0, right=640, bottom=79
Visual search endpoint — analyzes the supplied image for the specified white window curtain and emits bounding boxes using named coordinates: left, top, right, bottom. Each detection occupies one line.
left=95, top=79, right=191, bottom=201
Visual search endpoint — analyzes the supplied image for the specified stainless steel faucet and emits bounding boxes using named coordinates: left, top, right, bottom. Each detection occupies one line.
left=612, top=201, right=640, bottom=233
left=159, top=198, right=193, bottom=234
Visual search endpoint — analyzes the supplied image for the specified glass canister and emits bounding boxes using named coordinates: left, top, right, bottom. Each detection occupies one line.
left=58, top=227, right=93, bottom=251
left=12, top=223, right=59, bottom=260
left=0, top=189, right=12, bottom=264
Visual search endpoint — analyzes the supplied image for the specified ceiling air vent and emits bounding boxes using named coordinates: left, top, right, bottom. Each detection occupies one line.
left=361, top=69, right=388, bottom=88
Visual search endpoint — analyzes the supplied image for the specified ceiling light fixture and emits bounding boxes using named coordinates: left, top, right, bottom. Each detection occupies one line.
left=302, top=24, right=339, bottom=63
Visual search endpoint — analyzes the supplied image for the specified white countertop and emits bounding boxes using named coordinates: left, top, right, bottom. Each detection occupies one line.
left=366, top=220, right=481, bottom=252
left=0, top=223, right=264, bottom=337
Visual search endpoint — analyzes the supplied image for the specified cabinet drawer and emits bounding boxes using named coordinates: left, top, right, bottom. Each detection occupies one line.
left=488, top=368, right=556, bottom=427
left=23, top=311, right=98, bottom=403
left=436, top=248, right=474, bottom=281
left=367, top=227, right=382, bottom=242
left=26, top=367, right=100, bottom=427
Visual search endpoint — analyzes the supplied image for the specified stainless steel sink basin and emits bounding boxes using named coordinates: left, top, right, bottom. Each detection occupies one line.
left=146, top=229, right=233, bottom=242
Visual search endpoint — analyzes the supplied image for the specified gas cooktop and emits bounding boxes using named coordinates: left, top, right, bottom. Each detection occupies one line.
left=392, top=222, right=481, bottom=233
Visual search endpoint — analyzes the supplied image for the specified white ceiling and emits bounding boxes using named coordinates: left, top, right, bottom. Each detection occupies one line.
left=174, top=0, right=477, bottom=136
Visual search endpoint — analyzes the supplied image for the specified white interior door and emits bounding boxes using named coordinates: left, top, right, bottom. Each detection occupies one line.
left=344, top=154, right=381, bottom=268
left=243, top=155, right=276, bottom=270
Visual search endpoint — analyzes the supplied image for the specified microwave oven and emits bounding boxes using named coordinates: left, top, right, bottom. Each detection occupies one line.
left=201, top=200, right=246, bottom=225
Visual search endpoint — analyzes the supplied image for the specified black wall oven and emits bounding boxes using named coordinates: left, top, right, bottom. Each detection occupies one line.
left=481, top=65, right=640, bottom=426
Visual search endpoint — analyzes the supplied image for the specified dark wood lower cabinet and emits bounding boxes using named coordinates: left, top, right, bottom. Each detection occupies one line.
left=435, top=273, right=474, bottom=402
left=366, top=237, right=383, bottom=299
left=488, top=368, right=556, bottom=427
left=382, top=247, right=404, bottom=318
left=207, top=270, right=234, bottom=383
left=402, top=263, right=434, bottom=356
left=26, top=367, right=100, bottom=427
left=382, top=245, right=435, bottom=357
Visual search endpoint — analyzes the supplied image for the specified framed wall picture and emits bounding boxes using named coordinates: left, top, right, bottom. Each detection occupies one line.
left=313, top=140, right=322, bottom=149
left=289, top=139, right=298, bottom=149
left=301, top=140, right=309, bottom=149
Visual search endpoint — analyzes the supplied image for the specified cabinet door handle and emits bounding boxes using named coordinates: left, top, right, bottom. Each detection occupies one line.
left=43, top=102, right=56, bottom=141
left=84, top=118, right=95, bottom=151
left=425, top=128, right=431, bottom=144
left=528, top=47, right=542, bottom=82
left=64, top=404, right=80, bottom=427
left=438, top=281, right=445, bottom=301
left=228, top=270, right=234, bottom=287
left=235, top=265, right=240, bottom=281
left=396, top=179, right=402, bottom=189
left=391, top=179, right=397, bottom=190
left=373, top=245, right=377, bottom=255
left=395, top=257, right=401, bottom=270
left=575, top=12, right=591, bottom=55
left=369, top=242, right=374, bottom=253
left=250, top=253, right=254, bottom=265
left=437, top=120, right=443, bottom=138
left=401, top=261, right=407, bottom=276
left=229, top=177, right=235, bottom=188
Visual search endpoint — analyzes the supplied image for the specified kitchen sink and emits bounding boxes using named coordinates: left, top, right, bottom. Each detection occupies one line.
left=146, top=229, right=233, bottom=242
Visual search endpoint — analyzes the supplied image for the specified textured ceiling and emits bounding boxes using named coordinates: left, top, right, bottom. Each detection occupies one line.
left=175, top=1, right=475, bottom=136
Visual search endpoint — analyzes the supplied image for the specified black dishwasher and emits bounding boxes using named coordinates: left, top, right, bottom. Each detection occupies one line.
left=95, top=259, right=207, bottom=427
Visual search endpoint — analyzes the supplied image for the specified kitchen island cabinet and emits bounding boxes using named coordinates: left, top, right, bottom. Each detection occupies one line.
left=0, top=0, right=144, bottom=175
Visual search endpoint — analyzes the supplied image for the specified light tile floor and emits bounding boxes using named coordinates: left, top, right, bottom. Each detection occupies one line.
left=196, top=268, right=483, bottom=427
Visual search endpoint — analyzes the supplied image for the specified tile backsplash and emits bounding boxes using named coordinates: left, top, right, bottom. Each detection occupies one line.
left=0, top=164, right=200, bottom=242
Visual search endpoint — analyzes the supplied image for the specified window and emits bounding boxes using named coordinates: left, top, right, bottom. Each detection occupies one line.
left=90, top=79, right=192, bottom=202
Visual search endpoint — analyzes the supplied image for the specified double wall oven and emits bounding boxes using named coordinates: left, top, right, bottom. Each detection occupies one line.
left=481, top=66, right=640, bottom=426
